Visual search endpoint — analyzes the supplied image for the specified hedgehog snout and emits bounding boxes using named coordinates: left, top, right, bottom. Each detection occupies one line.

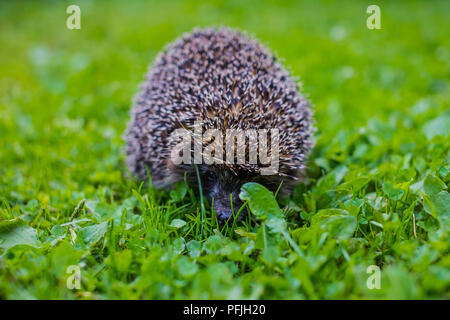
left=207, top=183, right=243, bottom=223
left=212, top=196, right=244, bottom=224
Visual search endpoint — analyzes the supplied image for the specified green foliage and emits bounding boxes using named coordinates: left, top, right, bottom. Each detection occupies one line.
left=0, top=0, right=449, bottom=299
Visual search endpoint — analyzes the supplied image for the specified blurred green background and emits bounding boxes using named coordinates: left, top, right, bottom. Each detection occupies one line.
left=0, top=0, right=449, bottom=299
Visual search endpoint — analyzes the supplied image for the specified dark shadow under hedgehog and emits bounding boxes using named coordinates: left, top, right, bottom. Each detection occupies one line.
left=125, top=28, right=314, bottom=223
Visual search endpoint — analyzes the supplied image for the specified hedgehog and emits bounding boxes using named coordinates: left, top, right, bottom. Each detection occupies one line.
left=125, top=28, right=314, bottom=222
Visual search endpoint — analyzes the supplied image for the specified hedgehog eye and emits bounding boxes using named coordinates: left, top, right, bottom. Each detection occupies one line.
left=206, top=171, right=215, bottom=179
left=204, top=171, right=216, bottom=182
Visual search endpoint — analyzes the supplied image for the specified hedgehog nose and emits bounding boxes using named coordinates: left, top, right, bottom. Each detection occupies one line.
left=213, top=197, right=244, bottom=224
left=213, top=202, right=233, bottom=224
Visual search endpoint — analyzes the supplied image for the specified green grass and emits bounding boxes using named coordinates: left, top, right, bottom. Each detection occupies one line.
left=0, top=0, right=449, bottom=299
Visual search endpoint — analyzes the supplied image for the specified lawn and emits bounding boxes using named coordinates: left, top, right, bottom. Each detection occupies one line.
left=0, top=0, right=449, bottom=299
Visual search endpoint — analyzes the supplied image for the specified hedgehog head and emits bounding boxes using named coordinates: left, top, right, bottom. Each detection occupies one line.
left=191, top=165, right=248, bottom=222
left=176, top=163, right=291, bottom=223
left=165, top=118, right=301, bottom=222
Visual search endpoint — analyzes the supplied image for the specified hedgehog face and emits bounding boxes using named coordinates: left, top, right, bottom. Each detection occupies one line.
left=191, top=165, right=293, bottom=223
left=197, top=165, right=248, bottom=223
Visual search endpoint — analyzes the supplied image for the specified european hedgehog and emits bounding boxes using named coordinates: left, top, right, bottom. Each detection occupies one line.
left=126, top=28, right=314, bottom=222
